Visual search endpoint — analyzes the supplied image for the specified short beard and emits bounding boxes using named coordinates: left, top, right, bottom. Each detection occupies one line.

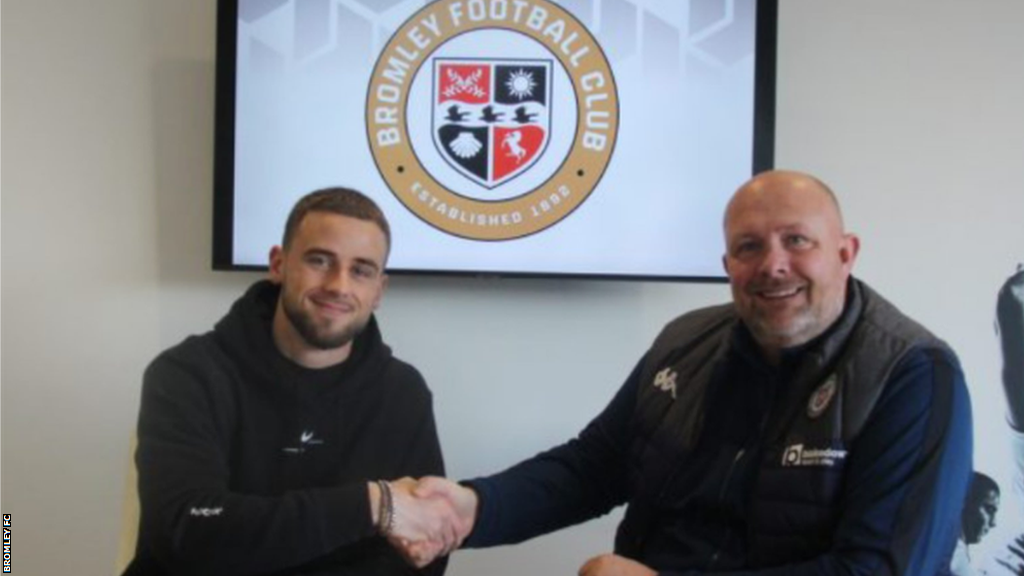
left=282, top=297, right=367, bottom=351
left=747, top=311, right=817, bottom=350
left=747, top=295, right=844, bottom=351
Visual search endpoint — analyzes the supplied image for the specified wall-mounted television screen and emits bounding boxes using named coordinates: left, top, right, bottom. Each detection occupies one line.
left=214, top=0, right=776, bottom=281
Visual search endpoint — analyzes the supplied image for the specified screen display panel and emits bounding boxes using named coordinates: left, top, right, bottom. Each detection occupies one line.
left=214, top=0, right=776, bottom=280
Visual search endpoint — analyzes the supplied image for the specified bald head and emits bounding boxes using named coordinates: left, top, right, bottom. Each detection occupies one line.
left=724, top=170, right=844, bottom=232
left=721, top=170, right=860, bottom=362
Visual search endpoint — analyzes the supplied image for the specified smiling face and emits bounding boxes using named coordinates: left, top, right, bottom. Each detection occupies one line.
left=269, top=211, right=389, bottom=368
left=723, top=172, right=859, bottom=361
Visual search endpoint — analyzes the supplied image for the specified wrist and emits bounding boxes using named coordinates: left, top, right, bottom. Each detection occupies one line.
left=367, top=481, right=381, bottom=526
left=457, top=481, right=482, bottom=537
left=374, top=479, right=395, bottom=536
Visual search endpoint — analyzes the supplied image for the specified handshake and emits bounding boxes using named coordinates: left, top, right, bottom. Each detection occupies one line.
left=368, top=476, right=478, bottom=568
left=366, top=477, right=656, bottom=576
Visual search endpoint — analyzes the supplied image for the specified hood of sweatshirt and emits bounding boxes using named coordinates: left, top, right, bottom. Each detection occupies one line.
left=211, top=279, right=393, bottom=409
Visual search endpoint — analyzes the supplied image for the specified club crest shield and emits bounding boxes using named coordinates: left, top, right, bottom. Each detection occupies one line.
left=807, top=374, right=838, bottom=419
left=433, top=59, right=552, bottom=190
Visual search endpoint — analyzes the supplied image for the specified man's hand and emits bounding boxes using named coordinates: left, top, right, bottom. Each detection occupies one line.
left=388, top=476, right=479, bottom=566
left=413, top=476, right=478, bottom=539
left=578, top=553, right=657, bottom=576
left=369, top=477, right=478, bottom=568
left=384, top=477, right=464, bottom=567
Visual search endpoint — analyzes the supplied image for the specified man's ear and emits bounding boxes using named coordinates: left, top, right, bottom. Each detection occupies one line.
left=840, top=233, right=861, bottom=269
left=268, top=246, right=285, bottom=284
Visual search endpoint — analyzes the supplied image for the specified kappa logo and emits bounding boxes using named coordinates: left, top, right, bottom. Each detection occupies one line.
left=781, top=444, right=848, bottom=468
left=366, top=0, right=618, bottom=241
left=653, top=367, right=678, bottom=399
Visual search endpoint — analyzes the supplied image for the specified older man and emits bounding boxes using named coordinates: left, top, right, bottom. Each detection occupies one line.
left=123, top=188, right=455, bottom=576
left=413, top=170, right=973, bottom=575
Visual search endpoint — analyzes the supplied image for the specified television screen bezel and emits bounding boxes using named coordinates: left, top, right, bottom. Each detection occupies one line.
left=212, top=0, right=777, bottom=282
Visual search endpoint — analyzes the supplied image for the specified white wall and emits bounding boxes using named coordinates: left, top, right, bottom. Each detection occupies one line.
left=2, top=1, right=1023, bottom=575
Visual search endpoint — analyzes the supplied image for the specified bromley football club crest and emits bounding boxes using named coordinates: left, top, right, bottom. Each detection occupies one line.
left=433, top=59, right=552, bottom=189
left=366, top=0, right=619, bottom=241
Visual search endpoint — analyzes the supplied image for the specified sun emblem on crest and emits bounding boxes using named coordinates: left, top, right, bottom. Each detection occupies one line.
left=505, top=69, right=537, bottom=100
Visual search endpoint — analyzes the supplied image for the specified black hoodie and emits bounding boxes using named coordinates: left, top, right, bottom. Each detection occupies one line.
left=123, top=281, right=446, bottom=576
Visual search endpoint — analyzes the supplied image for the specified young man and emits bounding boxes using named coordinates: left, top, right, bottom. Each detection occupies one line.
left=122, top=188, right=456, bottom=576
left=409, top=170, right=974, bottom=576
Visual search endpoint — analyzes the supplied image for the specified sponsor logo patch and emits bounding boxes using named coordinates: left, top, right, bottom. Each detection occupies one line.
left=781, top=443, right=848, bottom=468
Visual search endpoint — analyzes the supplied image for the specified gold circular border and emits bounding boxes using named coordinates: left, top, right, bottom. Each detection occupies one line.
left=366, top=0, right=618, bottom=241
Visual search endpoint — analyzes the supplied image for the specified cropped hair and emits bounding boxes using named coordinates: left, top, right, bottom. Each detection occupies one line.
left=282, top=187, right=391, bottom=257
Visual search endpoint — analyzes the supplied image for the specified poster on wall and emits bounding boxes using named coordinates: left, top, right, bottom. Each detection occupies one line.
left=958, top=265, right=1024, bottom=576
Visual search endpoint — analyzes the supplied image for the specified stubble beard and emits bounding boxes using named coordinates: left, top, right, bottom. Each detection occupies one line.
left=747, top=307, right=816, bottom=350
left=745, top=294, right=843, bottom=351
left=282, top=296, right=368, bottom=351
